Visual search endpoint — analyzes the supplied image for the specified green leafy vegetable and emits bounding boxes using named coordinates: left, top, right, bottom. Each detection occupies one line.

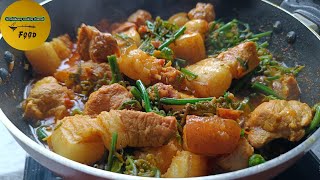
left=124, top=156, right=161, bottom=177
left=206, top=19, right=272, bottom=56
left=118, top=100, right=142, bottom=110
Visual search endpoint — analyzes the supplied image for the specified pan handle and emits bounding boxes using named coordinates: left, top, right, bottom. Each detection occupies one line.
left=280, top=0, right=320, bottom=33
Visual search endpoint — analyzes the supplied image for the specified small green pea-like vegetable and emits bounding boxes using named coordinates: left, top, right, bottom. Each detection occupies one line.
left=249, top=154, right=266, bottom=167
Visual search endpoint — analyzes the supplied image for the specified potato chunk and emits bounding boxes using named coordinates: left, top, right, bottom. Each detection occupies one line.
left=135, top=140, right=182, bottom=173
left=171, top=33, right=206, bottom=64
left=163, top=151, right=207, bottom=178
left=185, top=60, right=232, bottom=97
left=25, top=34, right=72, bottom=76
left=168, top=12, right=189, bottom=27
left=48, top=115, right=105, bottom=165
left=183, top=115, right=241, bottom=156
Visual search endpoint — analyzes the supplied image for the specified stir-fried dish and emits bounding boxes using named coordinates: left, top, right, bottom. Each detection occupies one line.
left=22, top=3, right=320, bottom=178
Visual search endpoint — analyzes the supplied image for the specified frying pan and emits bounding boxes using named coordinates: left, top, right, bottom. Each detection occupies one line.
left=0, top=0, right=320, bottom=179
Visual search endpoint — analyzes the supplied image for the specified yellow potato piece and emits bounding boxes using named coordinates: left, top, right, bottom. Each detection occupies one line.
left=48, top=115, right=105, bottom=165
left=25, top=42, right=61, bottom=76
left=168, top=12, right=189, bottom=27
left=163, top=151, right=207, bottom=178
left=122, top=27, right=141, bottom=46
left=170, top=33, right=206, bottom=64
left=185, top=59, right=232, bottom=97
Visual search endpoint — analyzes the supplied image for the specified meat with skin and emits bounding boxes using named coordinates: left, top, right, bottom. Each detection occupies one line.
left=23, top=76, right=74, bottom=120
left=148, top=83, right=180, bottom=99
left=127, top=9, right=152, bottom=27
left=246, top=100, right=312, bottom=148
left=216, top=138, right=254, bottom=171
left=183, top=115, right=241, bottom=156
left=54, top=60, right=111, bottom=92
left=188, top=3, right=215, bottom=22
left=272, top=75, right=300, bottom=100
left=97, top=110, right=177, bottom=149
left=217, top=41, right=260, bottom=79
left=77, top=24, right=120, bottom=63
left=185, top=42, right=260, bottom=97
left=84, top=84, right=132, bottom=116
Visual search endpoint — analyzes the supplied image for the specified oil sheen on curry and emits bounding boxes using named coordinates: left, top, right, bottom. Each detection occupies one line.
left=22, top=2, right=320, bottom=178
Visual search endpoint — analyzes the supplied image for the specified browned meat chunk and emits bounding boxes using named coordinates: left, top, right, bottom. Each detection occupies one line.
left=188, top=3, right=215, bottom=22
left=217, top=41, right=260, bottom=79
left=110, top=22, right=136, bottom=34
left=54, top=60, right=111, bottom=92
left=272, top=75, right=300, bottom=100
left=135, top=139, right=182, bottom=173
left=216, top=138, right=254, bottom=171
left=246, top=100, right=312, bottom=148
left=97, top=110, right=177, bottom=149
left=23, top=77, right=74, bottom=120
left=128, top=9, right=152, bottom=27
left=148, top=83, right=180, bottom=99
left=84, top=84, right=132, bottom=116
left=77, top=24, right=120, bottom=63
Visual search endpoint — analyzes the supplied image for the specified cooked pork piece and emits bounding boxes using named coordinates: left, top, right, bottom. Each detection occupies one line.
left=84, top=84, right=132, bottom=116
left=54, top=60, right=111, bottom=92
left=23, top=76, right=74, bottom=120
left=246, top=100, right=312, bottom=148
left=185, top=42, right=259, bottom=97
left=97, top=110, right=177, bottom=149
left=77, top=24, right=120, bottom=63
left=188, top=3, right=215, bottom=22
left=272, top=75, right=300, bottom=100
left=127, top=9, right=152, bottom=27
left=217, top=41, right=260, bottom=79
left=216, top=138, right=254, bottom=171
left=183, top=115, right=241, bottom=156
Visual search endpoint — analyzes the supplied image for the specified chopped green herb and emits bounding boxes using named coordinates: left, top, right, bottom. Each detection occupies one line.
left=108, top=55, right=123, bottom=84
